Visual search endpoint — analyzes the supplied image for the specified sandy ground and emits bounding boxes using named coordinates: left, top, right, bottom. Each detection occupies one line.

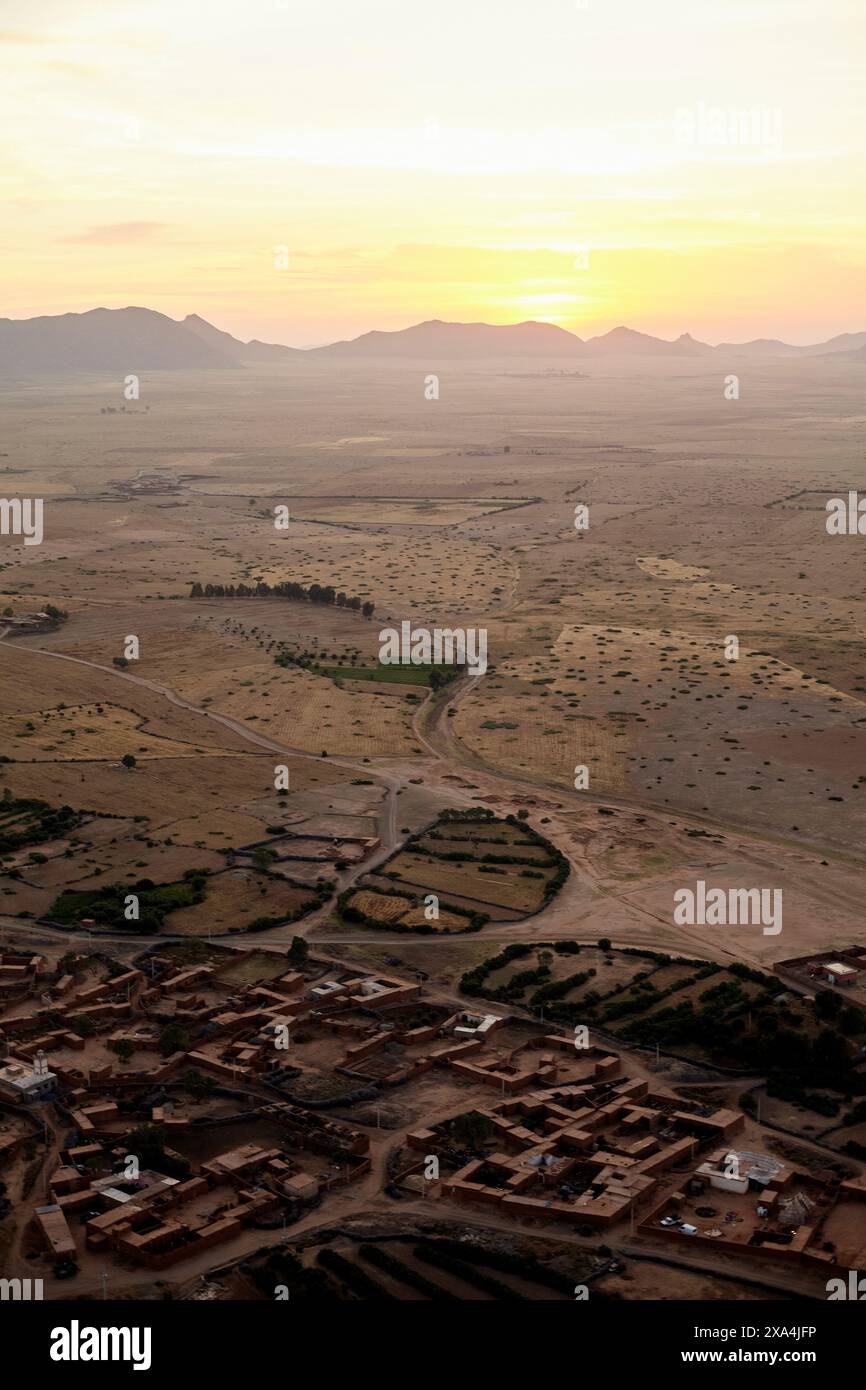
left=1, top=355, right=864, bottom=1299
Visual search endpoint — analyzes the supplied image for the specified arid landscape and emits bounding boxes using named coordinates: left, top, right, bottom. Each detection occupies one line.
left=3, top=0, right=866, bottom=1358
left=2, top=346, right=865, bottom=950
left=0, top=336, right=865, bottom=1317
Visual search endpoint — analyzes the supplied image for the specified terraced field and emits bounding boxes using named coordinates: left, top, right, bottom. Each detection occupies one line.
left=340, top=810, right=569, bottom=931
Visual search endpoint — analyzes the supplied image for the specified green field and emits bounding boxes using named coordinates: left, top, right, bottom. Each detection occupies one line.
left=316, top=663, right=433, bottom=686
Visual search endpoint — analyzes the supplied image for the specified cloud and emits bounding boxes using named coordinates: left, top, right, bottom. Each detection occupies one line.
left=63, top=221, right=169, bottom=245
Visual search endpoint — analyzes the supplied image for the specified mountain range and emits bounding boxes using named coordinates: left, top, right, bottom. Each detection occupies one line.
left=1, top=307, right=865, bottom=374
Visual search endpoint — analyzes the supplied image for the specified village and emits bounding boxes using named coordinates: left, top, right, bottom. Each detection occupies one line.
left=1, top=936, right=865, bottom=1299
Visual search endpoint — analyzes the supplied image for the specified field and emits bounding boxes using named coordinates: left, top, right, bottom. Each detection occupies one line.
left=383, top=849, right=556, bottom=913
left=0, top=352, right=863, bottom=976
left=0, top=699, right=232, bottom=763
left=344, top=888, right=470, bottom=932
left=165, top=869, right=318, bottom=936
left=249, top=1233, right=596, bottom=1302
left=342, top=811, right=567, bottom=930
left=345, top=890, right=413, bottom=922
left=460, top=939, right=866, bottom=1094
left=317, top=664, right=433, bottom=687
left=278, top=495, right=527, bottom=526
left=484, top=944, right=646, bottom=1000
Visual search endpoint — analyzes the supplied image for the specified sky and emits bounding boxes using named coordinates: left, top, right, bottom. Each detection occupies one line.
left=2, top=0, right=865, bottom=345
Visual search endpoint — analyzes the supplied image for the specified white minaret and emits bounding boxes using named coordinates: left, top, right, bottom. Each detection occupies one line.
left=34, top=1049, right=48, bottom=1077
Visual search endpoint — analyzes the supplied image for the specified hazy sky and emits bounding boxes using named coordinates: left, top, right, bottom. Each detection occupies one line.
left=3, top=0, right=864, bottom=344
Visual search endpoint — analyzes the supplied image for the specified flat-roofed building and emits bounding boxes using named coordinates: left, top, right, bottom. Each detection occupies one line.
left=822, top=961, right=859, bottom=986
left=0, top=1052, right=56, bottom=1102
left=35, top=1203, right=76, bottom=1259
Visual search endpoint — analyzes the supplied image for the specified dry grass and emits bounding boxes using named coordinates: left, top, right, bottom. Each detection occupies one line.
left=0, top=701, right=227, bottom=762
left=385, top=849, right=554, bottom=913
left=346, top=889, right=412, bottom=922
left=168, top=868, right=315, bottom=935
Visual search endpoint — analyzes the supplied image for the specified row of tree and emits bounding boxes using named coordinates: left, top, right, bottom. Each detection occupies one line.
left=189, top=580, right=374, bottom=617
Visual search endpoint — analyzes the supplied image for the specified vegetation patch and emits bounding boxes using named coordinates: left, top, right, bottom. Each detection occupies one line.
left=0, top=792, right=83, bottom=856
left=461, top=941, right=866, bottom=1105
left=49, top=870, right=210, bottom=933
left=338, top=809, right=568, bottom=933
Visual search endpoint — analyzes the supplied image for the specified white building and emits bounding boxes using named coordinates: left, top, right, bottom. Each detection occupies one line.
left=454, top=1011, right=501, bottom=1039
left=0, top=1051, right=56, bottom=1102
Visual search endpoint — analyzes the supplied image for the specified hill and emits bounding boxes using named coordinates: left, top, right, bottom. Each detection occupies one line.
left=314, top=318, right=588, bottom=358
left=182, top=313, right=303, bottom=363
left=2, top=308, right=866, bottom=373
left=0, top=307, right=236, bottom=374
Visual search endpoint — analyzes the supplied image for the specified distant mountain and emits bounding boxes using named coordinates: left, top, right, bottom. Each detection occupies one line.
left=314, top=318, right=588, bottom=358
left=715, top=331, right=866, bottom=358
left=317, top=319, right=866, bottom=360
left=0, top=307, right=236, bottom=374
left=182, top=313, right=302, bottom=363
left=809, top=331, right=866, bottom=356
left=715, top=337, right=808, bottom=358
left=582, top=326, right=713, bottom=356
left=1, top=307, right=865, bottom=373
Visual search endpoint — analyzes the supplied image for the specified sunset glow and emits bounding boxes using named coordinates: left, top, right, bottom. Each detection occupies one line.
left=3, top=0, right=864, bottom=344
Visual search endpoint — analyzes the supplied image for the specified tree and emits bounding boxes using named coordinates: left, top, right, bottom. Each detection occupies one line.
left=288, top=936, right=309, bottom=965
left=813, top=1028, right=849, bottom=1070
left=158, top=1023, right=191, bottom=1057
left=451, top=1110, right=494, bottom=1150
left=597, top=937, right=612, bottom=952
left=839, top=1004, right=865, bottom=1036
left=182, top=1068, right=215, bottom=1100
left=126, top=1123, right=190, bottom=1178
left=121, top=754, right=137, bottom=771
left=361, top=601, right=375, bottom=619
left=815, top=989, right=842, bottom=1021
left=114, top=1038, right=135, bottom=1063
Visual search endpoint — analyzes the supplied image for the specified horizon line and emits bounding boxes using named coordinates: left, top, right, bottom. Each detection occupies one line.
left=5, top=305, right=866, bottom=355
